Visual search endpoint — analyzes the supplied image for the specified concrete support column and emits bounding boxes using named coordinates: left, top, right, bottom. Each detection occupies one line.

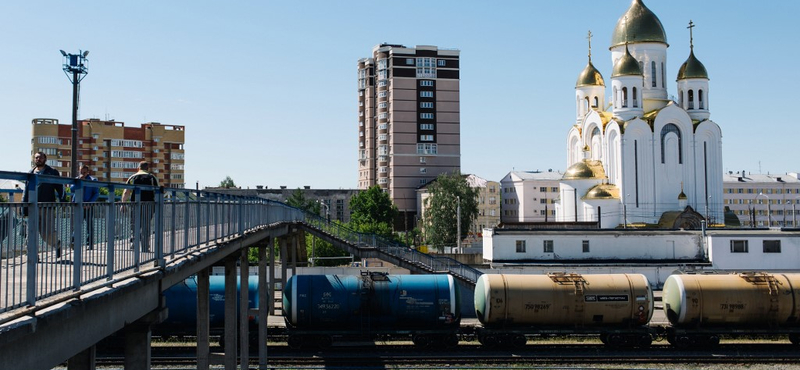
left=224, top=257, right=238, bottom=370
left=290, top=233, right=298, bottom=277
left=123, top=323, right=151, bottom=370
left=280, top=237, right=288, bottom=297
left=197, top=268, right=210, bottom=370
left=268, top=237, right=276, bottom=315
left=67, top=345, right=96, bottom=370
left=239, top=247, right=250, bottom=369
left=258, top=237, right=269, bottom=369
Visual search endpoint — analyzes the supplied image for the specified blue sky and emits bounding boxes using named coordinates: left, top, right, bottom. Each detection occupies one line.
left=1, top=1, right=798, bottom=189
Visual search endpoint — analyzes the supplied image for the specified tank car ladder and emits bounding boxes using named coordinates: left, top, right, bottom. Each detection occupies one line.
left=548, top=273, right=588, bottom=320
left=740, top=272, right=782, bottom=319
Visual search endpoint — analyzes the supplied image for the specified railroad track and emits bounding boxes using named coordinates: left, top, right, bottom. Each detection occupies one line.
left=95, top=343, right=800, bottom=368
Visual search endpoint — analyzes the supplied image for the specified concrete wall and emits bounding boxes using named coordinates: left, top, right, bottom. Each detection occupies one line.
left=707, top=230, right=800, bottom=271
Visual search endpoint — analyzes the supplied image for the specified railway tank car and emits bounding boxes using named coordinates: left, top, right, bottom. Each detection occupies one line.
left=474, top=272, right=654, bottom=347
left=156, top=275, right=260, bottom=336
left=662, top=272, right=800, bottom=347
left=283, top=272, right=460, bottom=348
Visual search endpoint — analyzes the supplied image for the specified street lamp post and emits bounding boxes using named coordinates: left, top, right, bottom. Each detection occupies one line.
left=456, top=196, right=461, bottom=251
left=757, top=192, right=771, bottom=227
left=60, top=50, right=89, bottom=178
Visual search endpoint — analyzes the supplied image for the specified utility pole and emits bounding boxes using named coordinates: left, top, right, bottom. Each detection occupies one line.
left=456, top=196, right=461, bottom=251
left=60, top=50, right=89, bottom=178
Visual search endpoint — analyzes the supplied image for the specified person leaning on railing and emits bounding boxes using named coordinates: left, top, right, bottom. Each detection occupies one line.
left=120, top=161, right=159, bottom=252
left=22, top=152, right=65, bottom=258
left=72, top=164, right=99, bottom=250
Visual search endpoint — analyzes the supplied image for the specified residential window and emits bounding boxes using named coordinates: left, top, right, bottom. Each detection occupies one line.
left=420, top=102, right=434, bottom=108
left=543, top=240, right=554, bottom=253
left=419, top=157, right=426, bottom=163
left=540, top=187, right=547, bottom=192
left=420, top=91, right=433, bottom=98
left=420, top=113, right=434, bottom=119
left=378, top=102, right=387, bottom=109
left=420, top=135, right=434, bottom=142
left=730, top=240, right=749, bottom=253
left=582, top=240, right=590, bottom=253
left=763, top=240, right=781, bottom=253
left=437, top=59, right=446, bottom=66
left=378, top=91, right=387, bottom=98
left=419, top=168, right=427, bottom=174
left=420, top=123, right=434, bottom=130
left=420, top=80, right=433, bottom=87
left=551, top=187, right=558, bottom=192
left=540, top=199, right=547, bottom=204
left=406, top=58, right=414, bottom=65
left=378, top=80, right=387, bottom=87
left=516, top=240, right=526, bottom=253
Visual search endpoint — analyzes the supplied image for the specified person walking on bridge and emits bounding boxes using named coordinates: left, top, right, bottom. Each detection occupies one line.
left=121, top=161, right=159, bottom=252
left=72, top=164, right=99, bottom=250
left=22, top=152, right=65, bottom=258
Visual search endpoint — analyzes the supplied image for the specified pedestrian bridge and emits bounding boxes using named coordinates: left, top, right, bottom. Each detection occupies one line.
left=0, top=170, right=481, bottom=370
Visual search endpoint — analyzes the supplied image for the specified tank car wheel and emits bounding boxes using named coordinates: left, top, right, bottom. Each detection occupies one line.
left=316, top=335, right=333, bottom=349
left=287, top=335, right=304, bottom=349
left=605, top=333, right=624, bottom=347
left=412, top=335, right=431, bottom=348
left=637, top=334, right=652, bottom=348
left=704, top=335, right=720, bottom=347
left=479, top=334, right=498, bottom=348
left=790, top=334, right=800, bottom=345
left=511, top=334, right=527, bottom=348
left=443, top=334, right=459, bottom=348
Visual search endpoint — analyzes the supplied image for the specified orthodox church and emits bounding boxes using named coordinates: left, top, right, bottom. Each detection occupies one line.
left=554, top=0, right=722, bottom=229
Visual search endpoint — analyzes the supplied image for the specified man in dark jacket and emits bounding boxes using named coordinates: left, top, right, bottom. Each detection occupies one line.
left=121, top=161, right=159, bottom=252
left=73, top=164, right=100, bottom=249
left=22, top=152, right=65, bottom=257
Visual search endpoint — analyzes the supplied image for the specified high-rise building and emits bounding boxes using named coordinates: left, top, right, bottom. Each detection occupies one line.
left=357, top=44, right=461, bottom=229
left=30, top=118, right=186, bottom=188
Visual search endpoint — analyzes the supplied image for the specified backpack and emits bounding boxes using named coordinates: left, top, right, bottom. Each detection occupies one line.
left=128, top=173, right=158, bottom=202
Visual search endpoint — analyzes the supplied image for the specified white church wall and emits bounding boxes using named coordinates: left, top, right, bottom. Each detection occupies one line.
left=621, top=120, right=656, bottom=224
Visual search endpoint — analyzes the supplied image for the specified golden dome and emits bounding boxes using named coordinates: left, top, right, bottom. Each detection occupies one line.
left=678, top=191, right=688, bottom=200
left=677, top=49, right=709, bottom=80
left=610, top=0, right=668, bottom=48
left=612, top=45, right=642, bottom=77
left=584, top=183, right=620, bottom=200
left=576, top=59, right=605, bottom=87
left=563, top=160, right=606, bottom=180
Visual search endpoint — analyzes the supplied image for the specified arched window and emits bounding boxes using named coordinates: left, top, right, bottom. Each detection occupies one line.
left=661, top=62, right=666, bottom=88
left=651, top=61, right=657, bottom=87
left=688, top=90, right=694, bottom=109
left=660, top=123, right=683, bottom=164
left=698, top=89, right=705, bottom=109
left=678, top=90, right=683, bottom=107
left=632, top=87, right=638, bottom=107
left=593, top=96, right=599, bottom=108
left=613, top=87, right=618, bottom=108
left=622, top=87, right=628, bottom=108
left=584, top=96, right=590, bottom=113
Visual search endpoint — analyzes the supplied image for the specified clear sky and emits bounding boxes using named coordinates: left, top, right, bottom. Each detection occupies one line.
left=1, top=1, right=798, bottom=189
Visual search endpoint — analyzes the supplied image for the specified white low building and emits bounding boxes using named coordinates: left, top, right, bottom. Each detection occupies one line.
left=483, top=227, right=800, bottom=287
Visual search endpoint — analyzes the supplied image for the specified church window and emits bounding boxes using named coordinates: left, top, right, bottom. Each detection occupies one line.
left=678, top=90, right=683, bottom=108
left=661, top=62, right=666, bottom=88
left=613, top=87, right=618, bottom=108
left=688, top=90, right=695, bottom=109
left=698, top=89, right=705, bottom=109
left=651, top=61, right=657, bottom=87
left=593, top=96, right=599, bottom=108
left=584, top=97, right=590, bottom=113
left=632, top=87, right=638, bottom=107
left=660, top=123, right=683, bottom=164
left=622, top=87, right=628, bottom=108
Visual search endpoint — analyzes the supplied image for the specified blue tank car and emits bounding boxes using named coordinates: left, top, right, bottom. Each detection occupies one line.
left=283, top=272, right=460, bottom=348
left=156, top=275, right=261, bottom=336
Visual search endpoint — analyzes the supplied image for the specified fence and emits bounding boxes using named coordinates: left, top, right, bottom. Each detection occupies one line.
left=1, top=170, right=482, bottom=316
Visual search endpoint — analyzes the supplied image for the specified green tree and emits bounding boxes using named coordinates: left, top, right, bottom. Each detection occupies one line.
left=219, top=176, right=236, bottom=189
left=349, top=185, right=398, bottom=239
left=285, top=188, right=320, bottom=213
left=422, top=172, right=479, bottom=252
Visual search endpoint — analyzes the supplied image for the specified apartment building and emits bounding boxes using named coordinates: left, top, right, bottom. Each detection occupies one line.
left=31, top=118, right=186, bottom=188
left=416, top=174, right=500, bottom=236
left=499, top=170, right=564, bottom=224
left=357, top=44, right=460, bottom=229
left=722, top=172, right=800, bottom=227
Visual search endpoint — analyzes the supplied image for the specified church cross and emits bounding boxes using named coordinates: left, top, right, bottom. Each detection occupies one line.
left=587, top=30, right=593, bottom=61
left=687, top=20, right=695, bottom=50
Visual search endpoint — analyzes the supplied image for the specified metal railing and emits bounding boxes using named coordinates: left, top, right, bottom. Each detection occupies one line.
left=1, top=170, right=482, bottom=316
